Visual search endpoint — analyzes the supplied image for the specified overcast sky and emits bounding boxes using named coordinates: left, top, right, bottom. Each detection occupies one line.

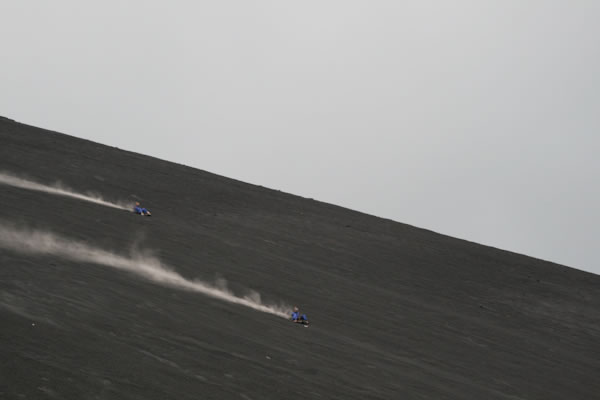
left=1, top=1, right=598, bottom=274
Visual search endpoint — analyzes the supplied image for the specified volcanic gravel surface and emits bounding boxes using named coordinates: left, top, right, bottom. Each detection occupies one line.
left=1, top=116, right=599, bottom=399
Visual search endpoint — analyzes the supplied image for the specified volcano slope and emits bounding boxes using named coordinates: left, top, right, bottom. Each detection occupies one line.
left=0, top=116, right=599, bottom=400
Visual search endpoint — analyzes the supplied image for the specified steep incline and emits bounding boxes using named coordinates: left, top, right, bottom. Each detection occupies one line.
left=1, top=116, right=599, bottom=399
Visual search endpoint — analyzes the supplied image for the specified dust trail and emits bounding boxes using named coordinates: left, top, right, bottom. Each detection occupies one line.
left=0, top=224, right=290, bottom=318
left=0, top=172, right=131, bottom=211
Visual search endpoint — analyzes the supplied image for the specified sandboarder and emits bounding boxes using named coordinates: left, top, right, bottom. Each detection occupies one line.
left=133, top=202, right=151, bottom=216
left=291, top=306, right=309, bottom=326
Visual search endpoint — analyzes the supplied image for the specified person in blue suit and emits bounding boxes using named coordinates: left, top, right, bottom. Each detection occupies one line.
left=291, top=306, right=309, bottom=326
left=133, top=202, right=151, bottom=216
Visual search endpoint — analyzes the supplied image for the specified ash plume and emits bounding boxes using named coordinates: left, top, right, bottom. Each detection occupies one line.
left=0, top=171, right=131, bottom=211
left=0, top=223, right=290, bottom=318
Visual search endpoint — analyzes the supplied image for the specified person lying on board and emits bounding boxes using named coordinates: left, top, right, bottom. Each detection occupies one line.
left=133, top=202, right=151, bottom=216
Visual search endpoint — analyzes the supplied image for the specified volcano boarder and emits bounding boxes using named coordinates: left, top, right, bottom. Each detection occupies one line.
left=291, top=306, right=309, bottom=326
left=133, top=202, right=151, bottom=216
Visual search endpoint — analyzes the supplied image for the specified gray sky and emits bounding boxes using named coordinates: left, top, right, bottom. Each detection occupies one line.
left=2, top=1, right=599, bottom=274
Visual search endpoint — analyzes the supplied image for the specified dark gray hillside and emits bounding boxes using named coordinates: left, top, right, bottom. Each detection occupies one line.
left=1, top=116, right=598, bottom=399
